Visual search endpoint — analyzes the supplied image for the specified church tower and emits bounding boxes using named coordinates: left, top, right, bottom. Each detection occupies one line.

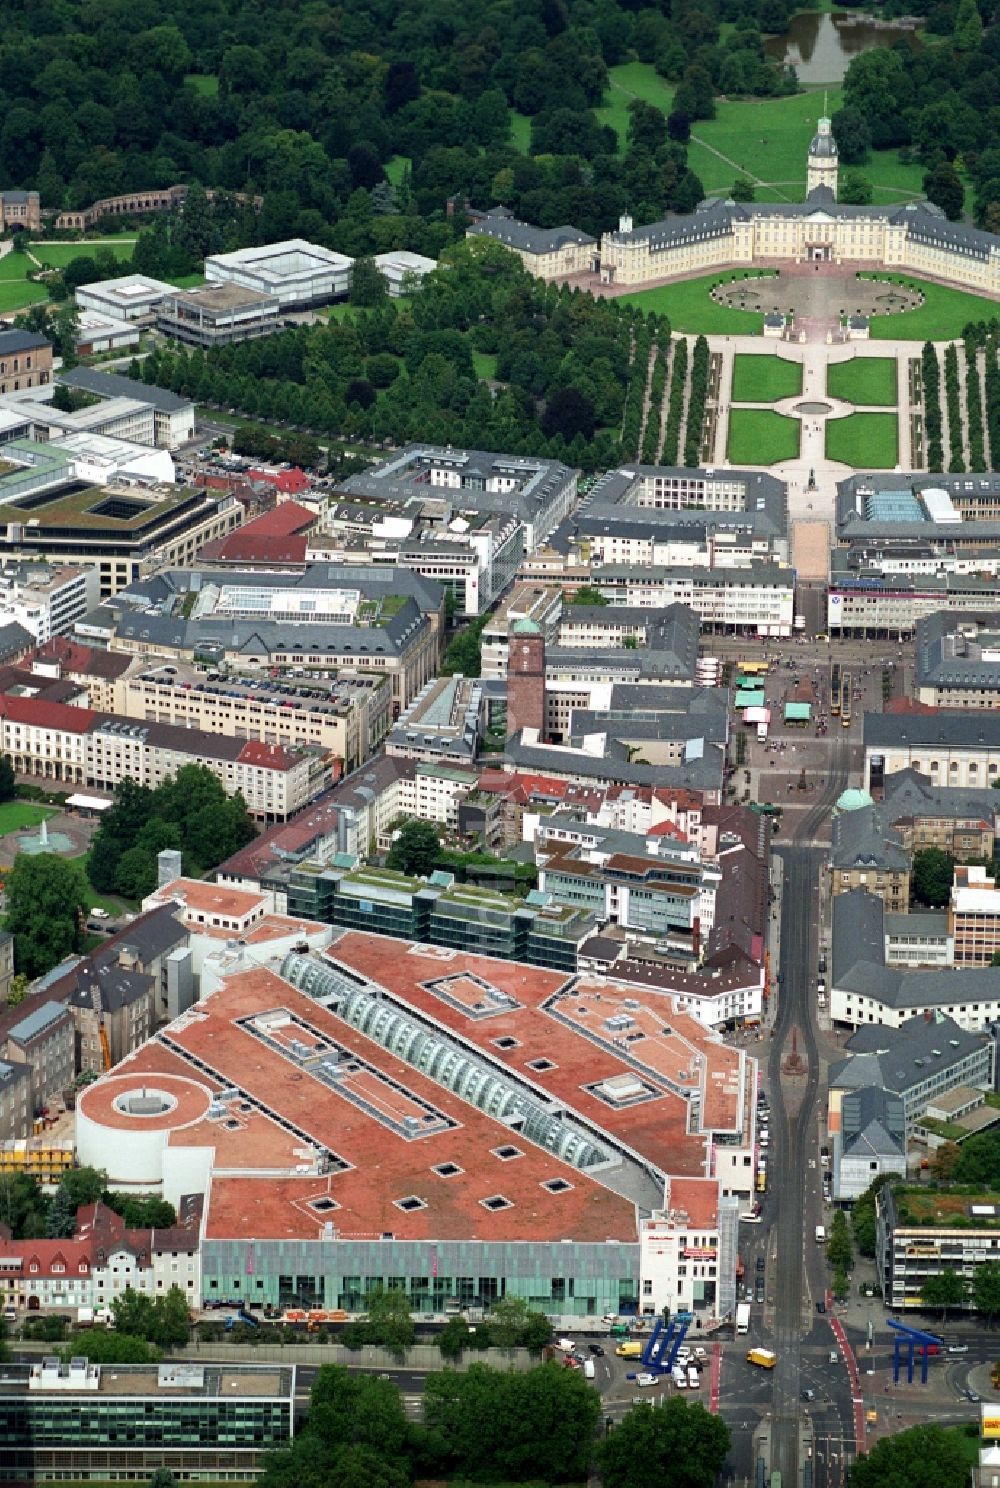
left=806, top=116, right=838, bottom=201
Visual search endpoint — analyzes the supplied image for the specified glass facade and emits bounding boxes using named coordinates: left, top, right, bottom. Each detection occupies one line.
left=203, top=1237, right=639, bottom=1319
left=0, top=1384, right=292, bottom=1483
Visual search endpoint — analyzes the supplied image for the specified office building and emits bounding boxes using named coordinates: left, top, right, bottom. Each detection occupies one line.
left=157, top=282, right=280, bottom=347
left=0, top=563, right=99, bottom=642
left=0, top=1360, right=294, bottom=1483
left=876, top=1185, right=1000, bottom=1311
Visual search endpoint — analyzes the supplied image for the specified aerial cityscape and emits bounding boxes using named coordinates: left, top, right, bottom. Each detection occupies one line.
left=1, top=4, right=1000, bottom=1487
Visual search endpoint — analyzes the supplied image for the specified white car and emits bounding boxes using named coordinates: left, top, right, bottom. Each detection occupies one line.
left=90, top=907, right=110, bottom=920
left=947, top=1344, right=969, bottom=1355
left=636, top=1372, right=658, bottom=1387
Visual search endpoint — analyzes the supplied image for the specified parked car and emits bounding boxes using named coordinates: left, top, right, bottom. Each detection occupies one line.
left=636, top=1372, right=658, bottom=1388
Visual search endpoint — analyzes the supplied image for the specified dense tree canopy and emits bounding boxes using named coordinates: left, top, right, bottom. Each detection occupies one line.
left=88, top=766, right=256, bottom=900
left=850, top=1423, right=971, bottom=1488
left=4, top=852, right=87, bottom=977
left=137, top=242, right=664, bottom=473
left=600, top=1397, right=731, bottom=1488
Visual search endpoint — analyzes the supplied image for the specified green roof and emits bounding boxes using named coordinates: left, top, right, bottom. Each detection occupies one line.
left=737, top=689, right=766, bottom=709
left=512, top=617, right=542, bottom=635
left=784, top=702, right=812, bottom=721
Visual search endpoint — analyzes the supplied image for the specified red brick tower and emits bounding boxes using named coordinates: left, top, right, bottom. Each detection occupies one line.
left=506, top=617, right=545, bottom=739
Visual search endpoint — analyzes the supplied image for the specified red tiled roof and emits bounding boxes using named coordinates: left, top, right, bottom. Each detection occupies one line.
left=237, top=739, right=298, bottom=771
left=33, top=638, right=131, bottom=680
left=247, top=472, right=311, bottom=496
left=239, top=499, right=314, bottom=534
left=0, top=694, right=95, bottom=732
left=200, top=533, right=307, bottom=564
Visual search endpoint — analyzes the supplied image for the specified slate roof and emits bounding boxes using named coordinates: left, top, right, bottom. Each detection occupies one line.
left=916, top=611, right=1000, bottom=693
left=0, top=329, right=48, bottom=355
left=59, top=366, right=192, bottom=413
left=864, top=710, right=1000, bottom=750
left=841, top=1086, right=905, bottom=1159
left=468, top=212, right=597, bottom=253
left=882, top=767, right=998, bottom=826
left=832, top=887, right=1000, bottom=1008
left=831, top=1013, right=988, bottom=1098
left=831, top=803, right=909, bottom=873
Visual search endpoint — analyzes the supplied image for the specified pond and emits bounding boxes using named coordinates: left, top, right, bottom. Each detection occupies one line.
left=763, top=11, right=922, bottom=83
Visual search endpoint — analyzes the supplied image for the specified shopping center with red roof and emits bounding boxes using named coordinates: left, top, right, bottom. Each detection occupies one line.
left=75, top=928, right=758, bottom=1324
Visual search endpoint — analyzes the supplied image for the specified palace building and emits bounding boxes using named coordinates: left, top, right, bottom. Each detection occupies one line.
left=471, top=121, right=1000, bottom=299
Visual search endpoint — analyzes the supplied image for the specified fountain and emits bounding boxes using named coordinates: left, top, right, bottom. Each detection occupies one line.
left=17, top=812, right=74, bottom=855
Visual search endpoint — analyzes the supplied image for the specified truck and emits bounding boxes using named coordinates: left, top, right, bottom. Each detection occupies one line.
left=615, top=1341, right=643, bottom=1358
left=747, top=1348, right=777, bottom=1369
left=736, top=1302, right=751, bottom=1335
left=815, top=1225, right=826, bottom=1243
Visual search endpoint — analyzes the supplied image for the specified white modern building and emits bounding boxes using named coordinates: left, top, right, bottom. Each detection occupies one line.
left=374, top=250, right=437, bottom=295
left=75, top=275, right=175, bottom=325
left=204, top=239, right=354, bottom=308
left=75, top=310, right=140, bottom=357
left=0, top=563, right=99, bottom=642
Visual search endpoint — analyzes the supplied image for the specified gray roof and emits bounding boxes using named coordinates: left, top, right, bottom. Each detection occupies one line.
left=468, top=212, right=597, bottom=253
left=578, top=464, right=787, bottom=543
left=59, top=366, right=193, bottom=413
left=0, top=1058, right=30, bottom=1091
left=832, top=1013, right=988, bottom=1098
left=882, top=767, right=999, bottom=826
left=505, top=732, right=725, bottom=793
left=556, top=602, right=700, bottom=678
left=916, top=611, right=1000, bottom=693
left=831, top=803, right=909, bottom=872
left=0, top=622, right=32, bottom=659
left=833, top=887, right=1000, bottom=1008
left=0, top=329, right=48, bottom=355
left=884, top=908, right=949, bottom=939
left=841, top=1086, right=905, bottom=1158
left=864, top=709, right=1000, bottom=751
left=7, top=999, right=69, bottom=1044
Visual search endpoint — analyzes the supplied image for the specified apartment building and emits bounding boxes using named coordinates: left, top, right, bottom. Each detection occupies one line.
left=3, top=1002, right=74, bottom=1110
left=0, top=695, right=319, bottom=820
left=115, top=664, right=390, bottom=774
left=0, top=1060, right=31, bottom=1142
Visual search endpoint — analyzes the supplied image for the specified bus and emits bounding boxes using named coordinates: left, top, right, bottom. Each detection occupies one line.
left=830, top=663, right=842, bottom=716
left=738, top=661, right=769, bottom=677
left=841, top=671, right=852, bottom=728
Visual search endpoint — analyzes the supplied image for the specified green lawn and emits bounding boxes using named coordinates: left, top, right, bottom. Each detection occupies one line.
left=34, top=241, right=135, bottom=268
left=861, top=274, right=1000, bottom=341
left=0, top=279, right=47, bottom=312
left=0, top=252, right=35, bottom=282
left=472, top=351, right=498, bottom=380
left=826, top=357, right=898, bottom=406
left=184, top=73, right=219, bottom=97
left=510, top=112, right=533, bottom=152
left=727, top=408, right=800, bottom=463
left=619, top=271, right=780, bottom=334
left=385, top=155, right=411, bottom=187
left=826, top=412, right=898, bottom=467
left=731, top=354, right=802, bottom=402
left=0, top=802, right=56, bottom=834
left=597, top=61, right=675, bottom=147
